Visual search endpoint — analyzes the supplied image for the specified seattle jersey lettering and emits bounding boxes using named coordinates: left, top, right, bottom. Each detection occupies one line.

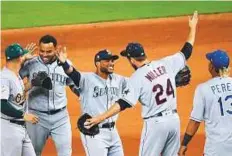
left=93, top=86, right=119, bottom=97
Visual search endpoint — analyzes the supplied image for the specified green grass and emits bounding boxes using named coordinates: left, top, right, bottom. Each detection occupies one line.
left=2, top=1, right=232, bottom=29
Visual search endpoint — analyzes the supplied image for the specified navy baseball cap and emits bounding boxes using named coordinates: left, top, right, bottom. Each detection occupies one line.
left=120, top=42, right=146, bottom=58
left=5, top=43, right=28, bottom=60
left=206, top=50, right=230, bottom=69
left=94, top=49, right=119, bottom=62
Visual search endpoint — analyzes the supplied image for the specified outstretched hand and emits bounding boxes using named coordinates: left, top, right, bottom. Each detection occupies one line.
left=189, top=11, right=198, bottom=29
left=22, top=43, right=37, bottom=62
left=56, top=46, right=67, bottom=64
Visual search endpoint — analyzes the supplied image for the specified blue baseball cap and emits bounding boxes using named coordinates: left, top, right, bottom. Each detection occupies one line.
left=206, top=50, right=230, bottom=69
left=5, top=43, right=28, bottom=60
left=94, top=49, right=119, bottom=62
left=120, top=42, right=146, bottom=58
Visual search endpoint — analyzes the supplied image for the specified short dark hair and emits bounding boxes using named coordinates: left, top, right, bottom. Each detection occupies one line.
left=39, top=35, right=57, bottom=47
left=215, top=68, right=219, bottom=73
left=128, top=56, right=147, bottom=62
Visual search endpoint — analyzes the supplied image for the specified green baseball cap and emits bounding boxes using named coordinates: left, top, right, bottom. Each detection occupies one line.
left=5, top=43, right=29, bottom=60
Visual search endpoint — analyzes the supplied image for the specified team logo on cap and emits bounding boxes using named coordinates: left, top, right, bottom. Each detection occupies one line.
left=106, top=49, right=111, bottom=55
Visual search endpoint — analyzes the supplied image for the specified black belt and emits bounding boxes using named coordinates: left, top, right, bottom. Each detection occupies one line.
left=101, top=122, right=115, bottom=128
left=36, top=106, right=66, bottom=115
left=10, top=120, right=25, bottom=126
left=143, top=109, right=177, bottom=120
left=1, top=118, right=25, bottom=126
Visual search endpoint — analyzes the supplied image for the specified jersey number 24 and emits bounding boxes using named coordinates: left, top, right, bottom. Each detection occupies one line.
left=153, top=78, right=175, bottom=105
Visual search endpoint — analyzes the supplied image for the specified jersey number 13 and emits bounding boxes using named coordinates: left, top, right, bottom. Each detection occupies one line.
left=218, top=95, right=232, bottom=116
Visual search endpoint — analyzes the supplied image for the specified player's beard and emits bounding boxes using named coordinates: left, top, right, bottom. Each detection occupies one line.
left=100, top=66, right=114, bottom=74
left=130, top=62, right=138, bottom=70
left=128, top=58, right=138, bottom=70
left=132, top=64, right=138, bottom=70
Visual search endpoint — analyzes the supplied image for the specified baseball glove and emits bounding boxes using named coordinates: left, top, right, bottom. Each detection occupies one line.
left=175, top=65, right=191, bottom=87
left=77, top=113, right=99, bottom=136
left=31, top=71, right=52, bottom=90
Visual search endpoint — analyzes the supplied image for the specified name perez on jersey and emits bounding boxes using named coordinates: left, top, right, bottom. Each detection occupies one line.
left=93, top=86, right=119, bottom=98
left=211, top=82, right=232, bottom=94
left=145, top=65, right=167, bottom=82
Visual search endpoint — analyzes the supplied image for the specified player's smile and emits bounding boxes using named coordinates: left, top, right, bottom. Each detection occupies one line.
left=99, top=59, right=115, bottom=74
left=41, top=55, right=56, bottom=64
left=106, top=61, right=115, bottom=74
left=39, top=42, right=56, bottom=64
left=41, top=57, right=49, bottom=63
left=108, top=64, right=114, bottom=71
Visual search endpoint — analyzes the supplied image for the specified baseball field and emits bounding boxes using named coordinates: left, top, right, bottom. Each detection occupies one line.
left=1, top=1, right=232, bottom=156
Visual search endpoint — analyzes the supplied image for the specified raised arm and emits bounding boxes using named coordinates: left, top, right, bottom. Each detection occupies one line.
left=19, top=43, right=38, bottom=79
left=21, top=43, right=37, bottom=65
left=56, top=46, right=81, bottom=87
left=187, top=11, right=198, bottom=45
left=56, top=46, right=74, bottom=74
left=181, top=11, right=198, bottom=60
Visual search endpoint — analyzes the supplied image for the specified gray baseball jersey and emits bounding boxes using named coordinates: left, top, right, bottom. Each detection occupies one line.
left=19, top=56, right=74, bottom=156
left=78, top=72, right=128, bottom=156
left=1, top=67, right=36, bottom=156
left=122, top=52, right=186, bottom=156
left=191, top=77, right=232, bottom=156
left=1, top=67, right=26, bottom=120
left=79, top=72, right=128, bottom=123
left=20, top=56, right=74, bottom=111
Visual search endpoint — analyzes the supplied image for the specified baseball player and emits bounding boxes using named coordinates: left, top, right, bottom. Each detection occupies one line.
left=178, top=50, right=232, bottom=156
left=1, top=43, right=39, bottom=156
left=19, top=35, right=79, bottom=156
left=56, top=48, right=129, bottom=156
left=84, top=11, right=198, bottom=156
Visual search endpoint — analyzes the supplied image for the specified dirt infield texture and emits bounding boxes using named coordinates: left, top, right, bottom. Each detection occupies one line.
left=1, top=13, right=232, bottom=156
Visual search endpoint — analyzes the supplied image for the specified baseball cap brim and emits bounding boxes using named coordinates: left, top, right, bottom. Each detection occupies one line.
left=206, top=53, right=213, bottom=61
left=120, top=50, right=128, bottom=57
left=97, top=55, right=119, bottom=61
left=109, top=55, right=119, bottom=60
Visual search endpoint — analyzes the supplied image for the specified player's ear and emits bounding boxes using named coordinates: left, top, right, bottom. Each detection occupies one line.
left=95, top=61, right=100, bottom=67
left=54, top=45, right=58, bottom=51
left=19, top=56, right=24, bottom=64
left=208, top=62, right=212, bottom=71
left=209, top=62, right=214, bottom=71
left=130, top=58, right=136, bottom=64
